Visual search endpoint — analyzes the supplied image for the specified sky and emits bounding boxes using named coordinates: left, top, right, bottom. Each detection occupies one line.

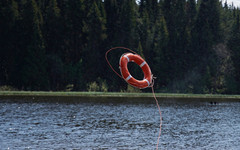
left=226, top=0, right=240, bottom=7
left=135, top=0, right=240, bottom=8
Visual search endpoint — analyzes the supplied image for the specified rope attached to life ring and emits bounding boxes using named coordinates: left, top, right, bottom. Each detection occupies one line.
left=105, top=47, right=162, bottom=150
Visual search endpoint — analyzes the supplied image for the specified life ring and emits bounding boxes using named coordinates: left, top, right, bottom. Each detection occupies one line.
left=119, top=53, right=152, bottom=89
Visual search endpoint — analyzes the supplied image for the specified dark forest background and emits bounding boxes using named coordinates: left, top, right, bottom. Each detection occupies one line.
left=1, top=0, right=240, bottom=94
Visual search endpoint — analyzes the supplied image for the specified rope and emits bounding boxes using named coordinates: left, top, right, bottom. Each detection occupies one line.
left=105, top=47, right=137, bottom=79
left=151, top=85, right=162, bottom=150
left=105, top=47, right=162, bottom=150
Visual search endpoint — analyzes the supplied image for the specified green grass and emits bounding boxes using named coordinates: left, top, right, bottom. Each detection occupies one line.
left=1, top=91, right=240, bottom=100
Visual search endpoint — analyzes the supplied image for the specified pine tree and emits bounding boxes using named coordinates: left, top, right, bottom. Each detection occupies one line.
left=104, top=0, right=118, bottom=46
left=140, top=0, right=159, bottom=24
left=82, top=1, right=107, bottom=84
left=13, top=0, right=49, bottom=90
left=0, top=0, right=20, bottom=86
left=137, top=41, right=145, bottom=59
left=42, top=0, right=66, bottom=90
left=64, top=0, right=85, bottom=64
left=190, top=0, right=221, bottom=93
left=152, top=16, right=169, bottom=88
left=185, top=0, right=197, bottom=70
left=186, top=0, right=197, bottom=30
left=208, top=0, right=222, bottom=43
left=192, top=0, right=219, bottom=62
left=220, top=0, right=235, bottom=41
left=120, top=0, right=138, bottom=48
left=227, top=14, right=240, bottom=92
left=162, top=0, right=189, bottom=81
left=104, top=0, right=124, bottom=91
left=44, top=0, right=61, bottom=55
left=0, top=0, right=237, bottom=92
left=139, top=0, right=146, bottom=17
left=138, top=9, right=152, bottom=59
left=173, top=0, right=189, bottom=78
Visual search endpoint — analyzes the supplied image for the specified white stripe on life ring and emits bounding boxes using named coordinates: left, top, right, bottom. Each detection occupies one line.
left=140, top=61, right=146, bottom=67
left=144, top=79, right=150, bottom=86
left=125, top=75, right=132, bottom=81
left=124, top=55, right=130, bottom=62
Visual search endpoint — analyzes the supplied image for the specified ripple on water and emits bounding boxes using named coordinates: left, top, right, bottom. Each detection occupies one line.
left=0, top=100, right=239, bottom=149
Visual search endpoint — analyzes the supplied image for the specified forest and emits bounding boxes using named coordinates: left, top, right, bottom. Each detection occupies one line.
left=0, top=0, right=240, bottom=94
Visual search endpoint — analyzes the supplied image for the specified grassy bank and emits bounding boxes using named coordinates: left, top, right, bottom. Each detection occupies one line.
left=0, top=91, right=240, bottom=102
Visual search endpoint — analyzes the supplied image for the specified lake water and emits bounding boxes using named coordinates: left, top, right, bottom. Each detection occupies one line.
left=0, top=98, right=239, bottom=150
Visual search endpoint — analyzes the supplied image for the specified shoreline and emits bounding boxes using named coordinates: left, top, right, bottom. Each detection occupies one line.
left=0, top=91, right=240, bottom=102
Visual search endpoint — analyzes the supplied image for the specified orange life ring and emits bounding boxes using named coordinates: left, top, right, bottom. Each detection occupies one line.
left=119, top=53, right=152, bottom=89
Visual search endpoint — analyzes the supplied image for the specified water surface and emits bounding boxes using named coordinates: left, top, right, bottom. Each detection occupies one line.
left=0, top=99, right=239, bottom=149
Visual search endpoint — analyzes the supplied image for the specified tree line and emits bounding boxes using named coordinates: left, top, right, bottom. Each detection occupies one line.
left=0, top=0, right=240, bottom=94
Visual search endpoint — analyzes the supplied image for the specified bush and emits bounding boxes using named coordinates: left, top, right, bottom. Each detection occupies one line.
left=0, top=85, right=18, bottom=91
left=100, top=80, right=108, bottom=92
left=87, top=81, right=100, bottom=92
left=87, top=78, right=108, bottom=92
left=65, top=84, right=74, bottom=91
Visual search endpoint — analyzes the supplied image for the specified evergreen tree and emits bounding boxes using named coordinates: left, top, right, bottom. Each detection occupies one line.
left=192, top=0, right=211, bottom=63
left=138, top=1, right=161, bottom=62
left=190, top=0, right=221, bottom=93
left=138, top=9, right=152, bottom=59
left=82, top=1, right=107, bottom=84
left=13, top=0, right=49, bottom=90
left=104, top=0, right=123, bottom=91
left=0, top=0, right=20, bottom=86
left=227, top=14, right=240, bottom=92
left=173, top=0, right=189, bottom=78
left=220, top=0, right=235, bottom=42
left=192, top=0, right=221, bottom=62
left=0, top=0, right=238, bottom=93
left=63, top=0, right=85, bottom=64
left=120, top=0, right=138, bottom=48
left=137, top=41, right=145, bottom=59
left=44, top=0, right=61, bottom=55
left=104, top=0, right=118, bottom=46
left=139, top=0, right=146, bottom=17
left=43, top=0, right=66, bottom=90
left=208, top=0, right=222, bottom=43
left=185, top=0, right=197, bottom=70
left=58, top=0, right=86, bottom=90
left=162, top=0, right=189, bottom=81
left=186, top=0, right=197, bottom=30
left=152, top=16, right=169, bottom=88
left=140, top=0, right=159, bottom=24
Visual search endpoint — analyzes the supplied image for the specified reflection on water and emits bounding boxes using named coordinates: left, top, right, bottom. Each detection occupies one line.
left=0, top=99, right=239, bottom=149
